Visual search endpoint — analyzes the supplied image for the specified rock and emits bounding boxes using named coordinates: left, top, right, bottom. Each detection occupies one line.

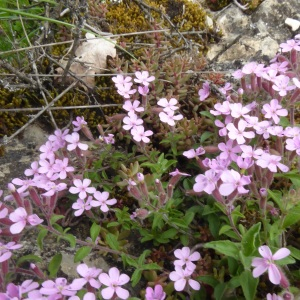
left=206, top=0, right=299, bottom=68
left=285, top=17, right=300, bottom=31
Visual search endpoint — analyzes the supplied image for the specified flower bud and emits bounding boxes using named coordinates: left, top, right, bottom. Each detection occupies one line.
left=137, top=172, right=144, bottom=182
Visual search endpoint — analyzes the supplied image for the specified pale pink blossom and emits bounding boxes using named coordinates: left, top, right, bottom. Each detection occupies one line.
left=159, top=111, right=183, bottom=126
left=134, top=71, right=155, bottom=86
left=0, top=241, right=22, bottom=263
left=183, top=147, right=205, bottom=159
left=219, top=82, right=232, bottom=95
left=218, top=139, right=241, bottom=162
left=131, top=126, right=153, bottom=143
left=266, top=293, right=283, bottom=300
left=122, top=114, right=143, bottom=131
left=285, top=136, right=300, bottom=155
left=262, top=99, right=288, bottom=124
left=255, top=153, right=289, bottom=173
left=41, top=182, right=67, bottom=197
left=112, top=74, right=132, bottom=86
left=272, top=75, right=296, bottom=97
left=193, top=169, right=218, bottom=194
left=72, top=197, right=92, bottom=216
left=69, top=179, right=96, bottom=200
left=226, top=119, right=255, bottom=144
left=279, top=39, right=300, bottom=52
left=251, top=245, right=290, bottom=284
left=72, top=116, right=87, bottom=131
left=219, top=169, right=251, bottom=196
left=198, top=82, right=210, bottom=101
left=174, top=247, right=201, bottom=270
left=122, top=100, right=144, bottom=116
left=99, top=267, right=130, bottom=300
left=90, top=191, right=117, bottom=212
left=65, top=132, right=88, bottom=151
left=229, top=103, right=251, bottom=119
left=242, top=62, right=265, bottom=77
left=145, top=285, right=166, bottom=300
left=9, top=207, right=43, bottom=234
left=40, top=278, right=76, bottom=297
left=157, top=98, right=179, bottom=113
left=138, top=85, right=149, bottom=95
left=169, top=265, right=200, bottom=292
left=48, top=129, right=69, bottom=149
left=24, top=161, right=39, bottom=177
left=53, top=158, right=74, bottom=179
left=117, top=82, right=136, bottom=98
left=70, top=263, right=102, bottom=289
left=210, top=100, right=231, bottom=116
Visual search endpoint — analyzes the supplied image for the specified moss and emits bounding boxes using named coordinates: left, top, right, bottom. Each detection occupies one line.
left=104, top=0, right=221, bottom=56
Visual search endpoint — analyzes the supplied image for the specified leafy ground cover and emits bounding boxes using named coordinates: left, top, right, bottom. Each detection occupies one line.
left=0, top=1, right=300, bottom=300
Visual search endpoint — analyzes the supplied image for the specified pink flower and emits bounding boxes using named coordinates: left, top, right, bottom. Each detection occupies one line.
left=279, top=39, right=300, bottom=52
left=65, top=132, right=88, bottom=151
left=39, top=141, right=55, bottom=160
left=272, top=75, right=295, bottom=97
left=219, top=82, right=232, bottom=95
left=48, top=128, right=69, bottom=149
left=138, top=85, right=149, bottom=95
left=210, top=100, right=231, bottom=116
left=219, top=169, right=251, bottom=196
left=90, top=191, right=117, bottom=212
left=285, top=136, right=300, bottom=155
left=169, top=169, right=190, bottom=177
left=262, top=99, right=288, bottom=124
left=123, top=114, right=143, bottom=131
left=41, top=182, right=67, bottom=197
left=169, top=266, right=200, bottom=292
left=99, top=267, right=130, bottom=300
left=218, top=140, right=241, bottom=162
left=40, top=278, right=76, bottom=297
left=267, top=293, right=283, bottom=300
left=70, top=263, right=102, bottom=289
left=145, top=285, right=166, bottom=300
left=159, top=111, right=183, bottom=126
left=226, top=119, right=255, bottom=144
left=134, top=71, right=155, bottom=86
left=72, top=116, right=87, bottom=131
left=69, top=179, right=96, bottom=200
left=0, top=202, right=8, bottom=219
left=122, top=100, right=144, bottom=116
left=112, top=74, right=132, bottom=86
left=131, top=126, right=153, bottom=143
left=229, top=103, right=251, bottom=119
left=53, top=158, right=74, bottom=180
left=242, top=62, right=265, bottom=76
left=193, top=169, right=218, bottom=194
left=117, top=82, right=136, bottom=98
left=72, top=197, right=92, bottom=216
left=0, top=241, right=22, bottom=263
left=9, top=207, right=43, bottom=234
left=198, top=81, right=210, bottom=101
left=157, top=98, right=179, bottom=113
left=24, top=161, right=39, bottom=177
left=251, top=245, right=290, bottom=284
left=174, top=247, right=201, bottom=270
left=255, top=153, right=289, bottom=173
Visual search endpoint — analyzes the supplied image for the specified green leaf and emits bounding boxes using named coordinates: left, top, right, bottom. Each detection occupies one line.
left=197, top=275, right=219, bottom=287
left=283, top=205, right=300, bottom=228
left=48, top=253, right=62, bottom=277
left=121, top=254, right=138, bottom=268
left=169, top=218, right=188, bottom=228
left=131, top=269, right=142, bottom=287
left=219, top=225, right=232, bottom=235
left=61, top=234, right=76, bottom=248
left=288, top=246, right=300, bottom=260
left=152, top=213, right=164, bottom=230
left=275, top=171, right=300, bottom=188
left=180, top=234, right=189, bottom=246
left=184, top=211, right=195, bottom=225
left=50, top=214, right=65, bottom=225
left=107, top=221, right=120, bottom=228
left=214, top=283, right=227, bottom=300
left=138, top=250, right=151, bottom=265
left=267, top=189, right=284, bottom=210
left=200, top=111, right=214, bottom=120
left=241, top=222, right=261, bottom=256
left=200, top=131, right=214, bottom=144
left=74, top=246, right=92, bottom=263
left=240, top=270, right=258, bottom=300
left=16, top=254, right=42, bottom=267
left=106, top=233, right=120, bottom=250
left=161, top=228, right=177, bottom=240
left=90, top=222, right=101, bottom=242
left=205, top=241, right=240, bottom=260
left=37, top=227, right=48, bottom=250
left=139, top=263, right=161, bottom=271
